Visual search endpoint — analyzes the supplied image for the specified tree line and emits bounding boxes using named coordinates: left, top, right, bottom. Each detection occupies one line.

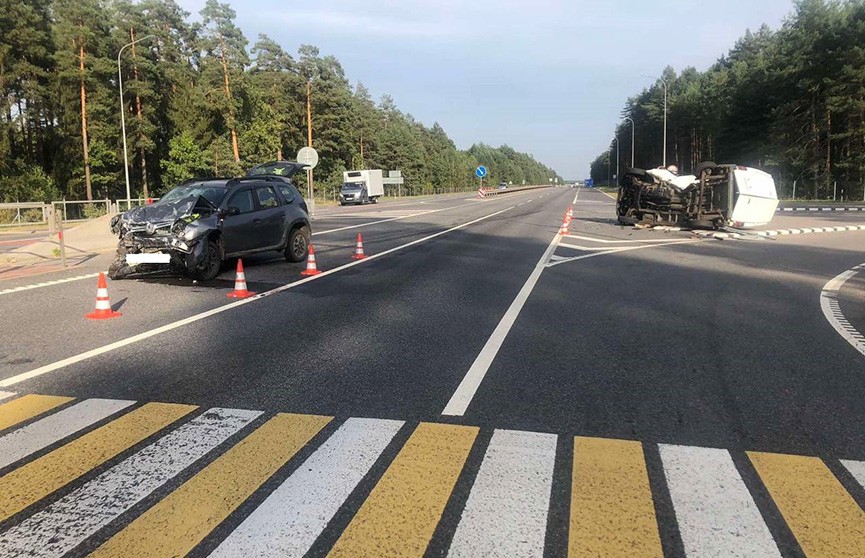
left=590, top=0, right=865, bottom=200
left=0, top=0, right=562, bottom=204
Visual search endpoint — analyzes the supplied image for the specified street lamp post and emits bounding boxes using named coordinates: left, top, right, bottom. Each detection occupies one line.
left=117, top=35, right=154, bottom=209
left=623, top=116, right=635, bottom=168
left=642, top=74, right=668, bottom=167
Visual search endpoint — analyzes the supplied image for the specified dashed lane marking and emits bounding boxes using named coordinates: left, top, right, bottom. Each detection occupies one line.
left=1, top=394, right=865, bottom=556
left=820, top=262, right=865, bottom=357
left=0, top=272, right=102, bottom=296
left=695, top=224, right=865, bottom=240
left=778, top=206, right=865, bottom=211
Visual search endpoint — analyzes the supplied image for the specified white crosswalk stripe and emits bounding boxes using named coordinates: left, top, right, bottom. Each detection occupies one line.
left=448, top=430, right=557, bottom=558
left=0, top=391, right=15, bottom=402
left=211, top=417, right=404, bottom=558
left=659, top=445, right=781, bottom=557
left=0, top=398, right=134, bottom=469
left=0, top=407, right=260, bottom=558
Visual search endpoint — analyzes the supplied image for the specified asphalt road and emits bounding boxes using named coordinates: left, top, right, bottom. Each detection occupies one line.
left=1, top=187, right=864, bottom=557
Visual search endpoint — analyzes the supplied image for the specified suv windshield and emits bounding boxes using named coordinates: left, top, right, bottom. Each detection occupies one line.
left=159, top=185, right=226, bottom=206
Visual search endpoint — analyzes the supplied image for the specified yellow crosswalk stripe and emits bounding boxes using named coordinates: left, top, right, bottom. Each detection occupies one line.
left=90, top=412, right=331, bottom=558
left=328, top=422, right=479, bottom=558
left=569, top=437, right=663, bottom=557
left=748, top=451, right=865, bottom=557
left=0, top=402, right=193, bottom=523
left=0, top=394, right=73, bottom=431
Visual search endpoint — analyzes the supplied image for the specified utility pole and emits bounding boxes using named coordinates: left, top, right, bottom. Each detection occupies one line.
left=612, top=137, right=619, bottom=184
left=624, top=117, right=635, bottom=168
left=118, top=34, right=154, bottom=209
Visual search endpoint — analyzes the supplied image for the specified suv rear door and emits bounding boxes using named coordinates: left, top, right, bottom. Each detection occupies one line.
left=253, top=185, right=286, bottom=248
left=221, top=187, right=258, bottom=255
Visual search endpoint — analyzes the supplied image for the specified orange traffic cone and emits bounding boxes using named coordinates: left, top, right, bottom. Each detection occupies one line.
left=301, top=243, right=322, bottom=276
left=567, top=206, right=574, bottom=219
left=85, top=273, right=122, bottom=320
left=351, top=232, right=368, bottom=260
left=558, top=212, right=570, bottom=235
left=227, top=259, right=256, bottom=298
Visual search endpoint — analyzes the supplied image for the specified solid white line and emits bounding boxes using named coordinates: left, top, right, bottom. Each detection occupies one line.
left=0, top=398, right=135, bottom=469
left=0, top=272, right=102, bottom=297
left=564, top=234, right=689, bottom=244
left=0, top=407, right=261, bottom=558
left=211, top=417, right=404, bottom=557
left=442, top=229, right=561, bottom=416
left=558, top=242, right=626, bottom=252
left=545, top=240, right=701, bottom=268
left=447, top=430, right=557, bottom=558
left=820, top=264, right=865, bottom=358
left=0, top=391, right=14, bottom=401
left=659, top=445, right=781, bottom=557
left=0, top=205, right=517, bottom=387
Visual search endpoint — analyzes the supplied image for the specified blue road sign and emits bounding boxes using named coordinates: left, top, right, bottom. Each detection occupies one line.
left=585, top=178, right=594, bottom=187
left=475, top=166, right=487, bottom=178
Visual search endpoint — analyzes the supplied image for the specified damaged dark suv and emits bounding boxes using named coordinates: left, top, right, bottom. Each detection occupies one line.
left=108, top=162, right=311, bottom=281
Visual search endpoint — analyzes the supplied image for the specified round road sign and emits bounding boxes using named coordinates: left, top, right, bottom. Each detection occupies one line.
left=296, top=146, right=319, bottom=169
left=476, top=166, right=487, bottom=178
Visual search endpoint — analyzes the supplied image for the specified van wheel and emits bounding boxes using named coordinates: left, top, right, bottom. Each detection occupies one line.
left=285, top=226, right=310, bottom=263
left=191, top=240, right=222, bottom=281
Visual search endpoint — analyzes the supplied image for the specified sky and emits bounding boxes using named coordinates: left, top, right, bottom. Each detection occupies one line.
left=178, top=0, right=796, bottom=178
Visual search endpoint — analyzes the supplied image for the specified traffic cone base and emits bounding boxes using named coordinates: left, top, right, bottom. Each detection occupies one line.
left=301, top=243, right=322, bottom=276
left=227, top=259, right=256, bottom=298
left=351, top=232, right=368, bottom=260
left=85, top=273, right=122, bottom=320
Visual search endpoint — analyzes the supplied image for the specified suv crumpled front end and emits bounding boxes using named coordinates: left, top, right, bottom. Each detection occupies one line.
left=108, top=196, right=219, bottom=279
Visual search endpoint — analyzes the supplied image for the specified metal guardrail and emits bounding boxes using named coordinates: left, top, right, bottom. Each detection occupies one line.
left=0, top=202, right=50, bottom=228
left=477, top=185, right=553, bottom=198
left=52, top=200, right=112, bottom=222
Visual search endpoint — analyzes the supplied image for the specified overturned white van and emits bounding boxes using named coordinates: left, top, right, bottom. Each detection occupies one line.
left=617, top=163, right=778, bottom=229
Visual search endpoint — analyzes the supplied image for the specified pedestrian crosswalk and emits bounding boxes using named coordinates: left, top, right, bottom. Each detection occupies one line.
left=0, top=392, right=863, bottom=557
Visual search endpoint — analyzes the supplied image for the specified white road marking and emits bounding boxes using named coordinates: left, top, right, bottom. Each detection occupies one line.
left=0, top=391, right=14, bottom=401
left=820, top=263, right=865, bottom=358
left=1, top=205, right=518, bottom=387
left=0, top=398, right=135, bottom=469
left=659, top=444, right=781, bottom=557
left=558, top=242, right=626, bottom=252
left=0, top=272, right=102, bottom=297
left=448, top=430, right=557, bottom=558
left=841, top=459, right=865, bottom=491
left=211, top=417, right=404, bottom=557
left=545, top=239, right=701, bottom=268
left=442, top=228, right=562, bottom=416
left=0, top=407, right=261, bottom=558
left=564, top=234, right=688, bottom=244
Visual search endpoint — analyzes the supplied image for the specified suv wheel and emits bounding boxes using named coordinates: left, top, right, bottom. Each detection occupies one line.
left=285, top=226, right=310, bottom=263
left=191, top=240, right=222, bottom=281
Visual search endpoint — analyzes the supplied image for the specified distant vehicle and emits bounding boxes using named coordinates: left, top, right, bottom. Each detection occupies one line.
left=497, top=182, right=508, bottom=190
left=617, top=162, right=778, bottom=229
left=341, top=169, right=384, bottom=205
left=108, top=161, right=311, bottom=281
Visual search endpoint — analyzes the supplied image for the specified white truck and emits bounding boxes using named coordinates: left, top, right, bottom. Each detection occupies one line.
left=340, top=169, right=384, bottom=205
